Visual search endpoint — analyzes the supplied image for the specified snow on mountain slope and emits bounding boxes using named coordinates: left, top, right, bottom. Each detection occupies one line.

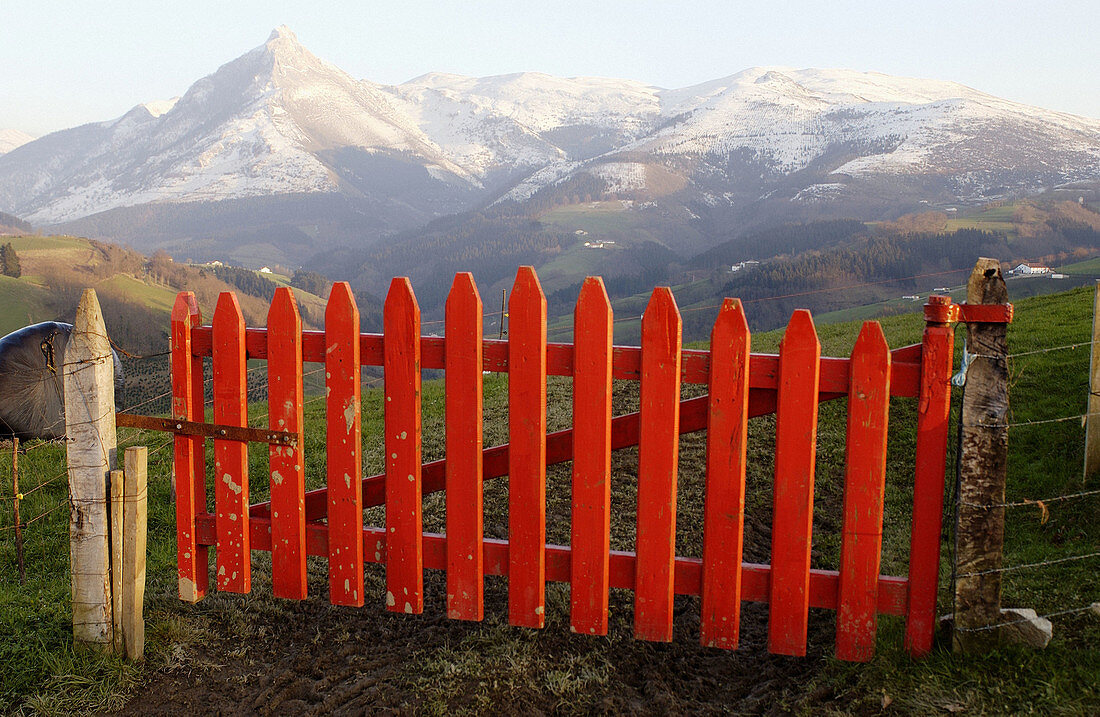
left=0, top=29, right=1097, bottom=228
left=389, top=72, right=662, bottom=176
left=638, top=67, right=1100, bottom=171
left=0, top=129, right=35, bottom=155
left=0, top=27, right=476, bottom=224
left=141, top=98, right=179, bottom=118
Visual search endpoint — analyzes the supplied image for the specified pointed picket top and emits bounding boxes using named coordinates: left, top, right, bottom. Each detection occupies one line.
left=510, top=265, right=545, bottom=308
left=853, top=320, right=890, bottom=361
left=711, top=298, right=748, bottom=348
left=326, top=280, right=359, bottom=325
left=641, top=287, right=681, bottom=352
left=447, top=271, right=482, bottom=317
left=576, top=276, right=612, bottom=321
left=171, top=291, right=200, bottom=325
left=385, top=276, right=420, bottom=318
left=269, top=286, right=301, bottom=327
left=214, top=291, right=245, bottom=332
left=780, top=309, right=819, bottom=355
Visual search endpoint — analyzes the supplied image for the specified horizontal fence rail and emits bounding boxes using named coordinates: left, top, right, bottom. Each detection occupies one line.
left=169, top=268, right=956, bottom=660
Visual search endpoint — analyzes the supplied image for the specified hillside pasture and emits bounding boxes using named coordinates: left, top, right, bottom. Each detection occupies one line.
left=1, top=287, right=1098, bottom=714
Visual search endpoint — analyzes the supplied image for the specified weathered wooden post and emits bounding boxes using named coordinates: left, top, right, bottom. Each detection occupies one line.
left=953, top=258, right=1009, bottom=652
left=123, top=446, right=148, bottom=660
left=64, top=288, right=117, bottom=649
left=110, top=469, right=124, bottom=654
left=12, top=438, right=25, bottom=584
left=1084, top=282, right=1100, bottom=478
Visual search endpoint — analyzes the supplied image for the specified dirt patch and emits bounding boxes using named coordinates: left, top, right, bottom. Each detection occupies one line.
left=121, top=379, right=845, bottom=715
left=121, top=567, right=834, bottom=715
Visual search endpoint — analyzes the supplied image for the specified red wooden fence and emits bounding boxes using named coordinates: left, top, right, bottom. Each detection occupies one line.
left=170, top=267, right=955, bottom=660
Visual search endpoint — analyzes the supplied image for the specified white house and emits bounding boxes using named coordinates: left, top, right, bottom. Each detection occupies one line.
left=1011, top=262, right=1052, bottom=275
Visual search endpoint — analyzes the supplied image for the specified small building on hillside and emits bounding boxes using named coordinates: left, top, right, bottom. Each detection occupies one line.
left=1011, top=262, right=1052, bottom=275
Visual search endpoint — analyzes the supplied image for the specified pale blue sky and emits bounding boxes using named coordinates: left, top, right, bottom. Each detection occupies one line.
left=2, top=0, right=1097, bottom=136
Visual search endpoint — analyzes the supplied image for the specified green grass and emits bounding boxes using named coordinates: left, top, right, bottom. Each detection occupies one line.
left=4, top=235, right=90, bottom=254
left=1057, top=256, right=1100, bottom=275
left=945, top=204, right=1020, bottom=235
left=96, top=275, right=178, bottom=313
left=2, top=287, right=1098, bottom=713
left=0, top=275, right=53, bottom=336
left=539, top=201, right=639, bottom=235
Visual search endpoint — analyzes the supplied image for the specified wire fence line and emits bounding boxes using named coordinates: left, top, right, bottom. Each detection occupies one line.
left=950, top=325, right=1100, bottom=639
left=954, top=603, right=1100, bottom=633
left=956, top=551, right=1100, bottom=579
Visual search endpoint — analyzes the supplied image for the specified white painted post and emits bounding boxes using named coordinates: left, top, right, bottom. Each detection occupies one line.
left=64, top=288, right=117, bottom=648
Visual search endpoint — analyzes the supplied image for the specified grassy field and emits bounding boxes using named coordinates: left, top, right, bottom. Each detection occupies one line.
left=0, top=275, right=53, bottom=336
left=944, top=204, right=1019, bottom=235
left=2, top=287, right=1098, bottom=713
left=96, top=275, right=179, bottom=313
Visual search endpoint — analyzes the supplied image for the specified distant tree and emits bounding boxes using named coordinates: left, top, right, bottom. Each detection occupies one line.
left=290, top=269, right=333, bottom=298
left=0, top=243, right=21, bottom=278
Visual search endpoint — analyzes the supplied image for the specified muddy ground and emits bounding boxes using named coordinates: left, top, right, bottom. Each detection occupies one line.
left=120, top=567, right=844, bottom=715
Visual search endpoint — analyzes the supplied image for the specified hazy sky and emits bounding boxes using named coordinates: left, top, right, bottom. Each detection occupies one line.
left=2, top=0, right=1097, bottom=136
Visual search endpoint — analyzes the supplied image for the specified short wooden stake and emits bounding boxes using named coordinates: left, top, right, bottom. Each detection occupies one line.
left=954, top=258, right=1010, bottom=653
left=123, top=446, right=147, bottom=661
left=1084, top=282, right=1100, bottom=478
left=110, top=469, right=124, bottom=655
left=12, top=437, right=25, bottom=585
left=64, top=288, right=117, bottom=648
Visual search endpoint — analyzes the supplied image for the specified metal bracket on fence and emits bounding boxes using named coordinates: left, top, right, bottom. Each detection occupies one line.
left=924, top=298, right=1014, bottom=324
left=115, top=413, right=298, bottom=447
left=952, top=338, right=974, bottom=387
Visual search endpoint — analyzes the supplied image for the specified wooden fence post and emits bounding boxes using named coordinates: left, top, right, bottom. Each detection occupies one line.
left=954, top=258, right=1010, bottom=652
left=12, top=437, right=25, bottom=585
left=110, top=469, right=124, bottom=655
left=64, top=288, right=117, bottom=649
left=123, top=446, right=147, bottom=661
left=1084, top=281, right=1100, bottom=478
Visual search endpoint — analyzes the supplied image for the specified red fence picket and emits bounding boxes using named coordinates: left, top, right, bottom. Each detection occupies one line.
left=167, top=270, right=966, bottom=661
left=700, top=299, right=750, bottom=649
left=769, top=310, right=821, bottom=656
left=326, top=282, right=364, bottom=607
left=570, top=277, right=613, bottom=636
left=171, top=292, right=206, bottom=603
left=508, top=266, right=548, bottom=628
left=905, top=296, right=956, bottom=656
left=635, top=288, right=682, bottom=642
left=384, top=278, right=423, bottom=615
left=836, top=322, right=892, bottom=661
left=268, top=288, right=307, bottom=600
left=212, top=292, right=250, bottom=593
left=445, top=272, right=484, bottom=621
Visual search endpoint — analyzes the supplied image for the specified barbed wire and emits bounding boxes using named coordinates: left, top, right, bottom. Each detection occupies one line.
left=960, top=488, right=1100, bottom=510
left=956, top=551, right=1100, bottom=579
left=965, top=411, right=1098, bottom=429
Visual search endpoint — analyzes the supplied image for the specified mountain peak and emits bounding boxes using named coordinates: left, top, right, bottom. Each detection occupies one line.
left=267, top=25, right=299, bottom=44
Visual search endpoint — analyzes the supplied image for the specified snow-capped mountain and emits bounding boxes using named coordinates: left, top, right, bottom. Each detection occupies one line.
left=0, top=129, right=35, bottom=155
left=0, top=26, right=1097, bottom=254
